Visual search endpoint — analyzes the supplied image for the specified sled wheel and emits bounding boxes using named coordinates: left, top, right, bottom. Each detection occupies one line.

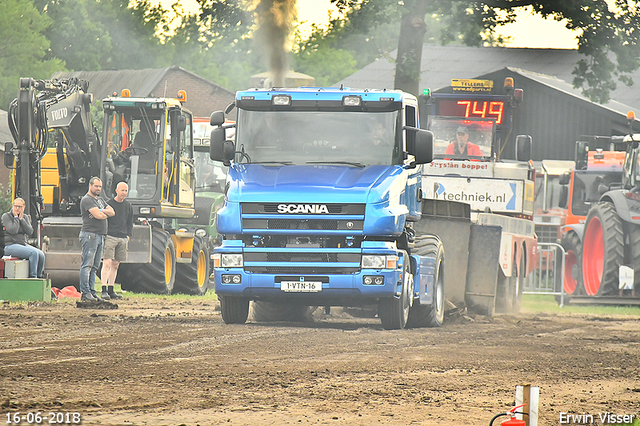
left=582, top=202, right=624, bottom=296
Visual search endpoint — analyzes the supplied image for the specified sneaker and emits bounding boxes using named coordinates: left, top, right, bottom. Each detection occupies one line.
left=91, top=292, right=103, bottom=302
left=108, top=292, right=123, bottom=300
left=81, top=292, right=97, bottom=302
left=101, top=291, right=111, bottom=301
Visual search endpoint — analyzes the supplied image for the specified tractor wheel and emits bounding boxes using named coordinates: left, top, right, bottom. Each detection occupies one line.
left=220, top=296, right=250, bottom=324
left=406, top=235, right=445, bottom=328
left=251, top=301, right=313, bottom=322
left=582, top=202, right=624, bottom=296
left=560, top=231, right=583, bottom=295
left=627, top=223, right=640, bottom=289
left=174, top=236, right=211, bottom=295
left=378, top=250, right=413, bottom=330
left=119, top=229, right=176, bottom=294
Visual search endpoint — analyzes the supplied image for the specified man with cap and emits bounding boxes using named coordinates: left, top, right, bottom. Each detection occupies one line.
left=445, top=126, right=483, bottom=157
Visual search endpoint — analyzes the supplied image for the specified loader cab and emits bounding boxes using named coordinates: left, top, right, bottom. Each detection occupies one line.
left=101, top=96, right=195, bottom=219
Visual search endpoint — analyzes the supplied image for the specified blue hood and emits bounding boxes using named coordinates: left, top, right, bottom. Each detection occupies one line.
left=227, top=164, right=402, bottom=204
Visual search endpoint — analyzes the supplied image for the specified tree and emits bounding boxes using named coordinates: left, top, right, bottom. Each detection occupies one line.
left=331, top=0, right=640, bottom=103
left=0, top=0, right=64, bottom=109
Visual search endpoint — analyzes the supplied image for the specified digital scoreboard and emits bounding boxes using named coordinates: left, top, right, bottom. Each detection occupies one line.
left=435, top=99, right=506, bottom=125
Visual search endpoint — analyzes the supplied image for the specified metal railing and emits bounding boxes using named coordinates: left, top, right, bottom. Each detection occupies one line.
left=524, top=242, right=567, bottom=306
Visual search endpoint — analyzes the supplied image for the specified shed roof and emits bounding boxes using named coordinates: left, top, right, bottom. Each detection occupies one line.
left=336, top=44, right=640, bottom=110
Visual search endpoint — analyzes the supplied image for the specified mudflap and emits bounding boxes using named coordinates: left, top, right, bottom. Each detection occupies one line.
left=465, top=224, right=502, bottom=316
left=414, top=200, right=471, bottom=309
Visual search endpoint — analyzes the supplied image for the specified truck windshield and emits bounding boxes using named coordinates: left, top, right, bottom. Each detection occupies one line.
left=428, top=117, right=493, bottom=159
left=235, top=110, right=400, bottom=166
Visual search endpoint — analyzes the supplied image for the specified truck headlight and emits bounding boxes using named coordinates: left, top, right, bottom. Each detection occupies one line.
left=362, top=255, right=397, bottom=269
left=221, top=253, right=243, bottom=267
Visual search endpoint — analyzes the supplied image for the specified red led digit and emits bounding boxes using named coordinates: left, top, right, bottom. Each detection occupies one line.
left=472, top=101, right=487, bottom=118
left=489, top=101, right=503, bottom=124
left=457, top=100, right=471, bottom=117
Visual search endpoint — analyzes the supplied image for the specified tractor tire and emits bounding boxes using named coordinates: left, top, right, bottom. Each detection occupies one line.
left=627, top=223, right=640, bottom=289
left=174, top=236, right=210, bottom=295
left=378, top=250, right=413, bottom=330
left=406, top=235, right=445, bottom=328
left=251, top=301, right=313, bottom=322
left=582, top=202, right=624, bottom=296
left=220, top=296, right=250, bottom=324
left=560, top=231, right=583, bottom=295
left=119, top=229, right=176, bottom=294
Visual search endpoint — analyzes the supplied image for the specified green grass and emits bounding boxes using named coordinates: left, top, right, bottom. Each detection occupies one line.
left=93, top=281, right=219, bottom=301
left=522, top=294, right=640, bottom=317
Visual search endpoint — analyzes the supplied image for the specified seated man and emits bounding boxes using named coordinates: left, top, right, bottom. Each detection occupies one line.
left=2, top=198, right=45, bottom=278
left=445, top=126, right=483, bottom=157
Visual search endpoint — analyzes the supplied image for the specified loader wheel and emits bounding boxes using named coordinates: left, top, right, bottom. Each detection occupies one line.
left=174, top=236, right=210, bottom=295
left=220, top=296, right=250, bottom=324
left=251, top=301, right=313, bottom=322
left=560, top=231, right=583, bottom=295
left=406, top=235, right=445, bottom=328
left=119, top=229, right=176, bottom=294
left=582, top=202, right=624, bottom=296
left=378, top=251, right=413, bottom=330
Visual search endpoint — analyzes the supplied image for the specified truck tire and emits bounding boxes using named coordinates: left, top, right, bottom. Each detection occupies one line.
left=220, top=296, right=250, bottom=324
left=378, top=251, right=413, bottom=330
left=406, top=235, right=445, bottom=328
left=174, top=236, right=210, bottom=295
left=560, top=231, right=583, bottom=295
left=119, top=229, right=176, bottom=294
left=251, top=301, right=313, bottom=322
left=582, top=202, right=624, bottom=296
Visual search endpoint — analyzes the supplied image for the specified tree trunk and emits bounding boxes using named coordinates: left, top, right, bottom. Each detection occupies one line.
left=393, top=0, right=428, bottom=96
left=394, top=0, right=429, bottom=96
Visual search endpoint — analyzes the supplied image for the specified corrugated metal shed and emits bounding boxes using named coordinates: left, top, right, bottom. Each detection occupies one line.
left=336, top=44, right=640, bottom=110
left=52, top=68, right=169, bottom=100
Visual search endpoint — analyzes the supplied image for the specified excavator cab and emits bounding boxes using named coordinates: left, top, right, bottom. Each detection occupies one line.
left=101, top=95, right=196, bottom=219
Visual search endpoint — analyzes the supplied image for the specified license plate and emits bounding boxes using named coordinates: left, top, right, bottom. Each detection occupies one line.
left=280, top=281, right=322, bottom=292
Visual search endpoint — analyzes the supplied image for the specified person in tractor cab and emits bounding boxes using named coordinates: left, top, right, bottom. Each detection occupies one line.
left=445, top=126, right=483, bottom=157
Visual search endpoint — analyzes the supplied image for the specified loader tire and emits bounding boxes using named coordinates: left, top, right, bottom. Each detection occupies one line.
left=582, top=202, right=624, bottom=296
left=119, top=229, right=176, bottom=294
left=220, top=296, right=250, bottom=324
left=174, top=236, right=210, bottom=295
left=378, top=250, right=413, bottom=330
left=406, top=235, right=445, bottom=328
left=251, top=301, right=313, bottom=322
left=560, top=231, right=583, bottom=295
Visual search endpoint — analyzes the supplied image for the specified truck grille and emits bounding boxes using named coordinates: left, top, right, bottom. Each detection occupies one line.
left=241, top=203, right=365, bottom=233
left=535, top=224, right=560, bottom=244
left=243, top=249, right=361, bottom=274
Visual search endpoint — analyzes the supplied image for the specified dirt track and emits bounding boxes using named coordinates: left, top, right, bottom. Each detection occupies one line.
left=1, top=296, right=639, bottom=426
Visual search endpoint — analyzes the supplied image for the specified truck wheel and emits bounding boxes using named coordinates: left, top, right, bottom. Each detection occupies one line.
left=119, top=229, right=176, bottom=294
left=560, top=231, right=583, bottom=295
left=378, top=251, right=412, bottom=330
left=582, top=202, right=624, bottom=296
left=174, top=236, right=210, bottom=295
left=220, top=296, right=250, bottom=324
left=251, top=301, right=313, bottom=322
left=406, top=236, right=445, bottom=328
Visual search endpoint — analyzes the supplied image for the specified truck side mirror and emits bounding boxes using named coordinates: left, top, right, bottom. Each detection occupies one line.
left=575, top=141, right=589, bottom=170
left=210, top=111, right=225, bottom=126
left=413, top=129, right=433, bottom=165
left=176, top=115, right=187, bottom=132
left=558, top=186, right=568, bottom=209
left=515, top=135, right=532, bottom=162
left=4, top=142, right=14, bottom=168
left=559, top=171, right=571, bottom=185
left=210, top=128, right=234, bottom=166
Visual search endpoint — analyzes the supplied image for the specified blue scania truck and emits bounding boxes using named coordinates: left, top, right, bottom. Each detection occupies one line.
left=208, top=87, right=463, bottom=329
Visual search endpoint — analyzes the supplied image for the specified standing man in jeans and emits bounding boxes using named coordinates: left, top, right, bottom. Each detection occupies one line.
left=100, top=181, right=133, bottom=300
left=79, top=177, right=114, bottom=302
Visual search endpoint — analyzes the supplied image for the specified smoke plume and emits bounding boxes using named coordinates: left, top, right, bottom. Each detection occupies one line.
left=253, top=0, right=297, bottom=88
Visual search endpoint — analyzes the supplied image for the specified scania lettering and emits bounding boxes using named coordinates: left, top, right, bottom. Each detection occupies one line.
left=277, top=204, right=330, bottom=214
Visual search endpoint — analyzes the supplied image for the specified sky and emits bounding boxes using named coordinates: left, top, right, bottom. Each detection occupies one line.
left=160, top=0, right=580, bottom=50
